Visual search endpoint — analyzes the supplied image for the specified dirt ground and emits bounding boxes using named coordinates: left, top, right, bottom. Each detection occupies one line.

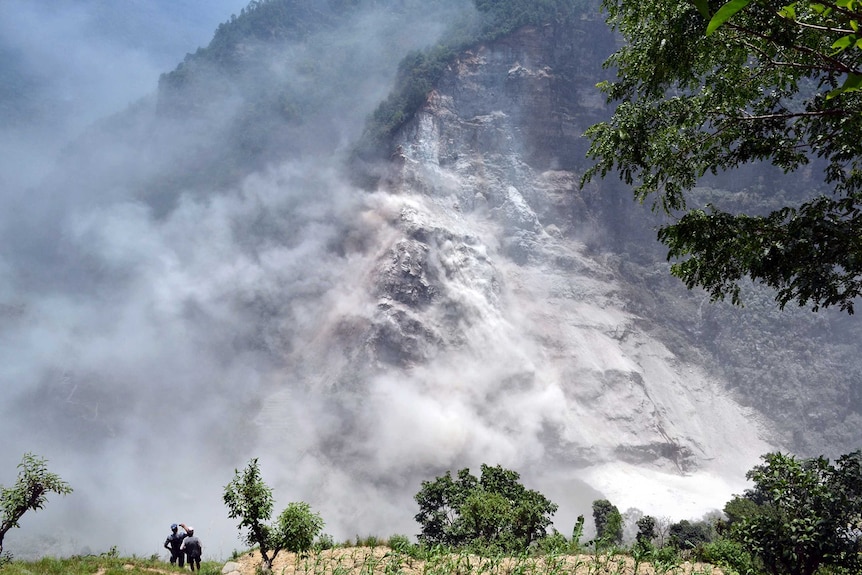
left=231, top=547, right=725, bottom=575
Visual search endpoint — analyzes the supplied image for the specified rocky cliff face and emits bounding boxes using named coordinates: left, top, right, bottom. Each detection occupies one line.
left=256, top=22, right=776, bottom=532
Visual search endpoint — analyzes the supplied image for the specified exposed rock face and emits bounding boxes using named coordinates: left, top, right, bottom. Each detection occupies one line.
left=382, top=22, right=770, bottom=464
left=259, top=21, right=776, bottom=522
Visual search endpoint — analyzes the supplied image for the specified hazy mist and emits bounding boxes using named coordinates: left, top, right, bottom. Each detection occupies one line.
left=0, top=0, right=494, bottom=559
left=0, top=0, right=781, bottom=563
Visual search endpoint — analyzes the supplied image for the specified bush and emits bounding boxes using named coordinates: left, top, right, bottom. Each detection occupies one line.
left=278, top=502, right=325, bottom=554
left=669, top=519, right=713, bottom=551
left=697, top=538, right=758, bottom=575
left=314, top=533, right=335, bottom=551
left=650, top=545, right=680, bottom=567
left=387, top=534, right=415, bottom=554
left=535, top=530, right=570, bottom=555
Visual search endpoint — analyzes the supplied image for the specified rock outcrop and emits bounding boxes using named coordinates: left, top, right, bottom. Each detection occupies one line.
left=258, top=21, right=774, bottom=529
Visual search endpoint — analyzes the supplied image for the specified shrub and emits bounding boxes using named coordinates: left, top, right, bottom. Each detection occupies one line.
left=277, top=502, right=325, bottom=554
left=386, top=534, right=414, bottom=554
left=697, top=538, right=758, bottom=575
left=535, top=530, right=570, bottom=555
left=314, top=533, right=335, bottom=551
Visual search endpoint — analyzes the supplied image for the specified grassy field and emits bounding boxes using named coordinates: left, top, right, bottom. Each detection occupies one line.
left=0, top=546, right=727, bottom=575
left=0, top=554, right=224, bottom=575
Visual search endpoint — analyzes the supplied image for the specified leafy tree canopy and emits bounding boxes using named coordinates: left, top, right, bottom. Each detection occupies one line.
left=668, top=519, right=713, bottom=551
left=0, top=453, right=72, bottom=557
left=414, top=464, right=558, bottom=552
left=591, top=499, right=622, bottom=546
left=583, top=0, right=862, bottom=313
left=726, top=451, right=862, bottom=575
left=635, top=514, right=656, bottom=548
left=224, top=458, right=324, bottom=571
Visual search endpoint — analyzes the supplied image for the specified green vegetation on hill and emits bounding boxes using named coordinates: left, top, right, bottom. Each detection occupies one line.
left=354, top=0, right=595, bottom=164
left=4, top=453, right=861, bottom=575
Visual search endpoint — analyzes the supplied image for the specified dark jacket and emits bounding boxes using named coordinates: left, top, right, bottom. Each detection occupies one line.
left=182, top=535, right=202, bottom=558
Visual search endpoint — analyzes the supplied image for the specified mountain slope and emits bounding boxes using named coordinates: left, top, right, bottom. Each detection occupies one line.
left=1, top=0, right=860, bottom=558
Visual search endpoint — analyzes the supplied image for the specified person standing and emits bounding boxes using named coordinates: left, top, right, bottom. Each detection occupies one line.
left=180, top=525, right=203, bottom=571
left=164, top=523, right=187, bottom=567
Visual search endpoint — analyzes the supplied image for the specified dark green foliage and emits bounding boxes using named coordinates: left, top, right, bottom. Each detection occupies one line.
left=657, top=203, right=862, bottom=313
left=696, top=538, right=758, bottom=575
left=314, top=533, right=335, bottom=551
left=0, top=454, right=72, bottom=558
left=591, top=499, right=622, bottom=546
left=413, top=464, right=558, bottom=553
left=722, top=495, right=762, bottom=528
left=386, top=534, right=417, bottom=555
left=356, top=45, right=458, bottom=161
left=583, top=0, right=862, bottom=313
left=635, top=515, right=656, bottom=549
left=668, top=519, right=712, bottom=551
left=535, top=530, right=571, bottom=554
left=726, top=451, right=862, bottom=575
left=649, top=544, right=682, bottom=567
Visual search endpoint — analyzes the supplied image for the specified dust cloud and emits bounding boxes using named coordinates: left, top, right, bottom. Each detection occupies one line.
left=0, top=0, right=494, bottom=560
left=0, top=0, right=769, bottom=562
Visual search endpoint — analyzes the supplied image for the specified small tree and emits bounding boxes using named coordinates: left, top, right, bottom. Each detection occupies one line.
left=224, top=458, right=324, bottom=572
left=0, top=453, right=72, bottom=557
left=277, top=501, right=324, bottom=554
left=414, top=464, right=558, bottom=552
left=591, top=499, right=622, bottom=547
left=635, top=515, right=656, bottom=549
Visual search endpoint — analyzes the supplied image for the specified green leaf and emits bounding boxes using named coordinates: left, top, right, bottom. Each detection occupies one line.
left=843, top=73, right=862, bottom=89
left=706, top=0, right=753, bottom=35
left=831, top=34, right=856, bottom=52
left=691, top=0, right=711, bottom=19
left=826, top=73, right=862, bottom=98
left=778, top=2, right=797, bottom=19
